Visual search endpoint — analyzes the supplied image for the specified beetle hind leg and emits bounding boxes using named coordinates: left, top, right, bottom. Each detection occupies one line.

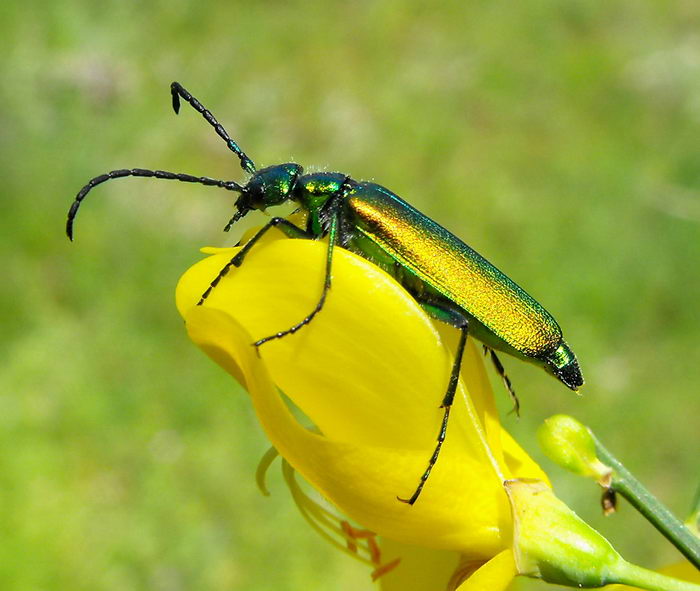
left=483, top=346, right=520, bottom=416
left=397, top=302, right=469, bottom=505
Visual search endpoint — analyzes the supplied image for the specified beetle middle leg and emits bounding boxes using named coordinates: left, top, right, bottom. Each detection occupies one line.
left=200, top=200, right=343, bottom=347
left=398, top=302, right=469, bottom=505
left=253, top=209, right=340, bottom=347
left=483, top=346, right=520, bottom=416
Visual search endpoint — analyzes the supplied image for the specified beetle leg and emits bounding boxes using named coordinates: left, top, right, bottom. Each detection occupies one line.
left=253, top=206, right=340, bottom=347
left=197, top=217, right=310, bottom=306
left=398, top=302, right=469, bottom=505
left=484, top=347, right=520, bottom=416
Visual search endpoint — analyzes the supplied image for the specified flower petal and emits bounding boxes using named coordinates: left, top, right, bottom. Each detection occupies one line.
left=501, top=429, right=550, bottom=484
left=455, top=550, right=517, bottom=591
left=185, top=305, right=507, bottom=556
left=376, top=537, right=460, bottom=591
left=177, top=239, right=501, bottom=464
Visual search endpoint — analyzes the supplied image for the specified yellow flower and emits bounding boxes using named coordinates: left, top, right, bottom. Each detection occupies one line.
left=175, top=227, right=545, bottom=588
left=177, top=229, right=696, bottom=591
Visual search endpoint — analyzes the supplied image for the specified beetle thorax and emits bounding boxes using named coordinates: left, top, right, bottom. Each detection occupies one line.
left=294, top=171, right=348, bottom=212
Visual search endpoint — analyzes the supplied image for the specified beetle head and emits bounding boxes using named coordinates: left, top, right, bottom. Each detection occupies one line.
left=223, top=163, right=304, bottom=233
left=544, top=342, right=584, bottom=392
left=238, top=163, right=303, bottom=211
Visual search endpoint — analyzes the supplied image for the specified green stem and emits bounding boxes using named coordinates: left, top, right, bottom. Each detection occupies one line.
left=591, top=434, right=700, bottom=571
left=687, top=482, right=700, bottom=537
left=615, top=560, right=700, bottom=591
left=692, top=483, right=700, bottom=517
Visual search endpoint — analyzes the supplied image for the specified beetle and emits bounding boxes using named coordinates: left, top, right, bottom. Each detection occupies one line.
left=67, top=82, right=584, bottom=505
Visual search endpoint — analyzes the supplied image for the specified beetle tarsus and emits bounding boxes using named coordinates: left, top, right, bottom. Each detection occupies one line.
left=253, top=292, right=328, bottom=347
left=486, top=347, right=520, bottom=417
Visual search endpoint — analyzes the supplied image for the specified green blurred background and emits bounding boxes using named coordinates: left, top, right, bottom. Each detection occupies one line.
left=2, top=1, right=699, bottom=589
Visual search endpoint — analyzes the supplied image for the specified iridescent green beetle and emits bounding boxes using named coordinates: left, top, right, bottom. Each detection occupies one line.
left=67, top=82, right=583, bottom=504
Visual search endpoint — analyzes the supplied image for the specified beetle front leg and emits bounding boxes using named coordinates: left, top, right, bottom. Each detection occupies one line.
left=398, top=302, right=469, bottom=505
left=197, top=217, right=311, bottom=305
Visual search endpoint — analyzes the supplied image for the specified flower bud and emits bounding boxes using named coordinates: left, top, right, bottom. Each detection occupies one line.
left=505, top=479, right=623, bottom=587
left=537, top=415, right=611, bottom=482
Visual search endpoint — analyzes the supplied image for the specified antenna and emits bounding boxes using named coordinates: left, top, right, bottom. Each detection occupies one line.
left=171, top=81, right=256, bottom=175
left=66, top=168, right=244, bottom=240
